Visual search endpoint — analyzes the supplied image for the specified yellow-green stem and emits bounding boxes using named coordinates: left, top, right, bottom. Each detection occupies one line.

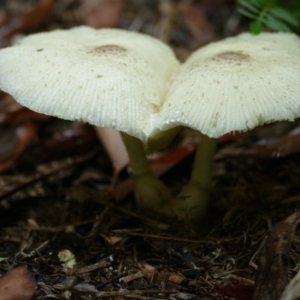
left=120, top=132, right=151, bottom=176
left=174, top=135, right=218, bottom=224
left=191, top=134, right=218, bottom=189
left=120, top=132, right=172, bottom=209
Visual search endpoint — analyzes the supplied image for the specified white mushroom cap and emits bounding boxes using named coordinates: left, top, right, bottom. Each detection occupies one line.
left=0, top=26, right=179, bottom=144
left=159, top=32, right=300, bottom=138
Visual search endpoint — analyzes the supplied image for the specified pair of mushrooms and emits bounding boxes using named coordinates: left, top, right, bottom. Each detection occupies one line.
left=1, top=26, right=300, bottom=223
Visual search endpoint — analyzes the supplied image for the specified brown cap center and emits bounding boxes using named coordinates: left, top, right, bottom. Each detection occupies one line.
left=211, top=51, right=250, bottom=63
left=93, top=45, right=127, bottom=54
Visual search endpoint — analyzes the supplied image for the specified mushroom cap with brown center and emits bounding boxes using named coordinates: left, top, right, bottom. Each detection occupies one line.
left=159, top=32, right=300, bottom=138
left=0, top=26, right=179, bottom=144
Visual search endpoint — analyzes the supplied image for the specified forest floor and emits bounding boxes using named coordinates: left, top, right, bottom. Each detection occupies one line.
left=1, top=1, right=300, bottom=299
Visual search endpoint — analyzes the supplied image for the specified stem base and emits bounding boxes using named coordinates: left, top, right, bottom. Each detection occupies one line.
left=133, top=171, right=172, bottom=209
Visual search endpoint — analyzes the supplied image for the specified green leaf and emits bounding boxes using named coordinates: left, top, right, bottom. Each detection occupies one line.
left=250, top=21, right=263, bottom=34
left=178, top=207, right=188, bottom=212
left=238, top=0, right=261, bottom=13
left=0, top=257, right=8, bottom=262
left=238, top=7, right=258, bottom=20
left=177, top=195, right=190, bottom=201
left=188, top=205, right=200, bottom=213
left=269, top=6, right=299, bottom=26
left=292, top=8, right=300, bottom=18
left=263, top=15, right=292, bottom=31
left=249, top=0, right=270, bottom=7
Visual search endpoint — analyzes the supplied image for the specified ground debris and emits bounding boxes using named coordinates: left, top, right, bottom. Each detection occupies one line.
left=213, top=275, right=254, bottom=300
left=253, top=211, right=300, bottom=300
left=1, top=1, right=300, bottom=300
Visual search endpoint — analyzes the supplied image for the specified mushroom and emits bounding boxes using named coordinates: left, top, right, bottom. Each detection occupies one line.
left=0, top=26, right=180, bottom=210
left=159, top=32, right=300, bottom=223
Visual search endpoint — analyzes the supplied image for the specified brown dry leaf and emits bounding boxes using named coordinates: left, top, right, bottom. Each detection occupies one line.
left=122, top=271, right=144, bottom=283
left=218, top=125, right=300, bottom=159
left=0, top=93, right=23, bottom=114
left=137, top=261, right=185, bottom=288
left=81, top=0, right=124, bottom=28
left=0, top=122, right=37, bottom=173
left=253, top=210, right=300, bottom=300
left=101, top=233, right=123, bottom=245
left=0, top=93, right=48, bottom=125
left=213, top=276, right=254, bottom=300
left=0, top=127, right=17, bottom=161
left=6, top=108, right=49, bottom=126
left=95, top=289, right=177, bottom=298
left=181, top=3, right=214, bottom=44
left=75, top=259, right=111, bottom=275
left=0, top=266, right=36, bottom=300
left=23, top=122, right=97, bottom=164
left=151, top=143, right=197, bottom=173
left=201, top=0, right=235, bottom=5
left=218, top=132, right=242, bottom=144
left=0, top=0, right=56, bottom=41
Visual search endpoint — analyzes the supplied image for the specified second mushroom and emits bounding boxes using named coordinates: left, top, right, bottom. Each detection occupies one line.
left=159, top=32, right=300, bottom=223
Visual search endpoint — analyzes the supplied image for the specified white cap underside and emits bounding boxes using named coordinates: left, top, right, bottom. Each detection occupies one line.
left=0, top=26, right=179, bottom=143
left=1, top=30, right=300, bottom=142
left=159, top=32, right=300, bottom=138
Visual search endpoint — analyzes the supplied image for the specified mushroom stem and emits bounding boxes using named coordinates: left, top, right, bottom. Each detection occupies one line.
left=120, top=132, right=172, bottom=209
left=147, top=127, right=180, bottom=151
left=121, top=132, right=151, bottom=176
left=191, top=134, right=217, bottom=187
left=175, top=135, right=217, bottom=223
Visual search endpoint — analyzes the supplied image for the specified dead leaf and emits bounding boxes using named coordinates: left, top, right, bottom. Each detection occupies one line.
left=20, top=122, right=98, bottom=165
left=75, top=259, right=111, bottom=275
left=253, top=211, right=300, bottom=300
left=81, top=0, right=124, bottom=28
left=0, top=93, right=23, bottom=114
left=137, top=261, right=185, bottom=288
left=181, top=3, right=213, bottom=44
left=0, top=0, right=56, bottom=41
left=201, top=0, right=235, bottom=6
left=122, top=271, right=144, bottom=283
left=217, top=126, right=300, bottom=159
left=213, top=275, right=254, bottom=300
left=218, top=132, right=242, bottom=144
left=0, top=127, right=17, bottom=161
left=0, top=122, right=37, bottom=173
left=0, top=266, right=36, bottom=300
left=95, top=289, right=178, bottom=298
left=6, top=108, right=49, bottom=126
left=0, top=93, right=48, bottom=125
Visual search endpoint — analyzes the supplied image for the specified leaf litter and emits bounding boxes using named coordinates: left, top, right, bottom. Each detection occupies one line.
left=1, top=0, right=300, bottom=299
left=0, top=266, right=36, bottom=300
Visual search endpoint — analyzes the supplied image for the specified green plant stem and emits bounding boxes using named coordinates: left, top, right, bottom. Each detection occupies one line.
left=257, top=0, right=277, bottom=23
left=120, top=132, right=172, bottom=209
